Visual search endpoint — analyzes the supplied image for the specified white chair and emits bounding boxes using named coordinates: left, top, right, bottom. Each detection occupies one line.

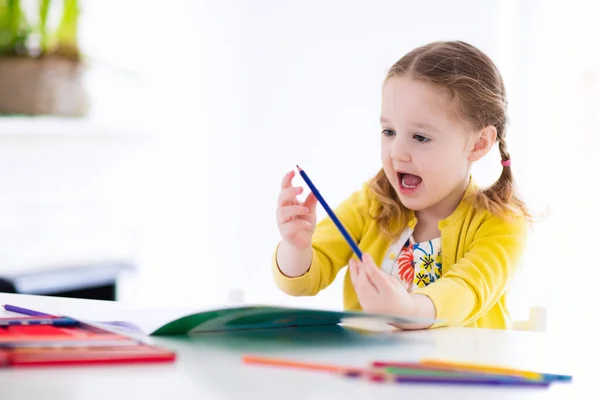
left=513, top=306, right=547, bottom=332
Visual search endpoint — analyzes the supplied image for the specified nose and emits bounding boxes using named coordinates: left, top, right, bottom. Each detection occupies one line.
left=389, top=135, right=411, bottom=163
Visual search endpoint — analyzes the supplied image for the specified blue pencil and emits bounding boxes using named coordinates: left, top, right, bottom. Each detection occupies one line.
left=296, top=166, right=363, bottom=260
left=343, top=370, right=551, bottom=387
left=0, top=317, right=79, bottom=327
left=2, top=304, right=52, bottom=317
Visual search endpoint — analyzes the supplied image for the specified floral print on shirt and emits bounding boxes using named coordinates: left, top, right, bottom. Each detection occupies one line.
left=394, top=236, right=442, bottom=291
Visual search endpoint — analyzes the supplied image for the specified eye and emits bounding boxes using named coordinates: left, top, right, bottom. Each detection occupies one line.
left=413, top=133, right=430, bottom=143
left=382, top=129, right=396, bottom=137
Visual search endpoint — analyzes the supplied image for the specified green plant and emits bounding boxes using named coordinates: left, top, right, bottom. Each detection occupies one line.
left=0, top=0, right=80, bottom=60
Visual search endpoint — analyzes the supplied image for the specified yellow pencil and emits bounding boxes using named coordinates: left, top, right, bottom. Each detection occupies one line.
left=418, top=359, right=542, bottom=380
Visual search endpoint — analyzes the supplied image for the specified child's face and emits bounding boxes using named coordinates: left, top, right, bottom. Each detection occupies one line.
left=380, top=76, right=474, bottom=216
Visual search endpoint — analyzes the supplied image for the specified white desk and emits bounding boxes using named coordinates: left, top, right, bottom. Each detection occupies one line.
left=0, top=293, right=585, bottom=400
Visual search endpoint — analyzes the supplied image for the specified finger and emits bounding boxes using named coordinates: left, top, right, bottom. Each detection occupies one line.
left=355, top=268, right=378, bottom=298
left=351, top=258, right=376, bottom=292
left=350, top=258, right=367, bottom=290
left=277, top=204, right=311, bottom=224
left=349, top=258, right=358, bottom=287
left=361, top=253, right=389, bottom=293
left=278, top=186, right=303, bottom=207
left=279, top=219, right=313, bottom=239
left=361, top=270, right=379, bottom=295
left=303, top=191, right=318, bottom=213
left=281, top=169, right=295, bottom=190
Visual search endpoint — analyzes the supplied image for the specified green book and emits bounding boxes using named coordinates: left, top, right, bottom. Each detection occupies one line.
left=89, top=305, right=438, bottom=336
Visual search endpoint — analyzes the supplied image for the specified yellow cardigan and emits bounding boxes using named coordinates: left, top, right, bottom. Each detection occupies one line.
left=272, top=179, right=529, bottom=329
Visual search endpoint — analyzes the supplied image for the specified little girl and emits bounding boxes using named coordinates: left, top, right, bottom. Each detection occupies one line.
left=272, top=40, right=530, bottom=330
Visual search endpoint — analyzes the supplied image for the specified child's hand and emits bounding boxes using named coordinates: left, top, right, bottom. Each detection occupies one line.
left=349, top=253, right=415, bottom=318
left=276, top=169, right=318, bottom=249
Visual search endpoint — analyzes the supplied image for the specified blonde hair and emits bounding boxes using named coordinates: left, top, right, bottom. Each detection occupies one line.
left=369, top=41, right=531, bottom=238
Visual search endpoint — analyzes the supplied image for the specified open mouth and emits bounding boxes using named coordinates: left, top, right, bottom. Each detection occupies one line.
left=397, top=172, right=422, bottom=192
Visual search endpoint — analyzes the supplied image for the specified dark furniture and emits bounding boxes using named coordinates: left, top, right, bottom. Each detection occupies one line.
left=0, top=261, right=134, bottom=301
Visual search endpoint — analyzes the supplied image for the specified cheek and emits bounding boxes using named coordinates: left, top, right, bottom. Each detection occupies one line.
left=380, top=139, right=391, bottom=163
left=380, top=142, right=396, bottom=179
left=418, top=146, right=464, bottom=173
left=430, top=151, right=468, bottom=180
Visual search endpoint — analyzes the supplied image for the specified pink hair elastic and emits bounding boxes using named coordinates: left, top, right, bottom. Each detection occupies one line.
left=501, top=159, right=511, bottom=167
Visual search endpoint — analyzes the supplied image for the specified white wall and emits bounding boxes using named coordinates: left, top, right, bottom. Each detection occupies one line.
left=503, top=0, right=600, bottom=332
left=72, top=0, right=509, bottom=310
left=0, top=121, right=148, bottom=276
left=233, top=0, right=505, bottom=307
left=78, top=0, right=248, bottom=307
left=2, top=1, right=597, bottom=333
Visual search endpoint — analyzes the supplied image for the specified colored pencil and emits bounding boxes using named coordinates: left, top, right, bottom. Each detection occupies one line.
left=420, top=359, right=573, bottom=381
left=378, top=366, right=523, bottom=380
left=373, top=360, right=572, bottom=382
left=419, top=359, right=542, bottom=379
left=378, top=366, right=541, bottom=383
left=342, top=370, right=550, bottom=387
left=296, top=165, right=363, bottom=260
left=2, top=304, right=147, bottom=336
left=242, top=355, right=550, bottom=387
left=0, top=317, right=79, bottom=327
left=242, top=355, right=347, bottom=373
left=2, top=304, right=53, bottom=317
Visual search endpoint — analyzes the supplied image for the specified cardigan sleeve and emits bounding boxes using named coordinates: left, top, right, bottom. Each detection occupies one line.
left=412, top=214, right=528, bottom=328
left=272, top=184, right=371, bottom=296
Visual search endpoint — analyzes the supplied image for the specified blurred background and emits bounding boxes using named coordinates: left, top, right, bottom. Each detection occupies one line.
left=0, top=0, right=597, bottom=336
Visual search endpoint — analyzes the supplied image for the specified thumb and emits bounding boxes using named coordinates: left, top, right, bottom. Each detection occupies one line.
left=349, top=258, right=358, bottom=287
left=361, top=253, right=390, bottom=292
left=304, top=191, right=318, bottom=213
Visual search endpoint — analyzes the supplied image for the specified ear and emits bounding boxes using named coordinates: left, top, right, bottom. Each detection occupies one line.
left=467, top=125, right=497, bottom=162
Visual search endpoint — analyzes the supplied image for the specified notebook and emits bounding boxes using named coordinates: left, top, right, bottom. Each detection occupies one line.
left=1, top=345, right=176, bottom=367
left=0, top=321, right=138, bottom=348
left=0, top=316, right=176, bottom=367
left=81, top=304, right=439, bottom=336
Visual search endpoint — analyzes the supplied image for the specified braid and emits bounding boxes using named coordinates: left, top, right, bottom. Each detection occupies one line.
left=470, top=131, right=531, bottom=221
left=498, top=134, right=511, bottom=164
left=495, top=134, right=514, bottom=203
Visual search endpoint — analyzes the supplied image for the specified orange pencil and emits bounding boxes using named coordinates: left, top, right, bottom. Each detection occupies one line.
left=241, top=355, right=361, bottom=374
